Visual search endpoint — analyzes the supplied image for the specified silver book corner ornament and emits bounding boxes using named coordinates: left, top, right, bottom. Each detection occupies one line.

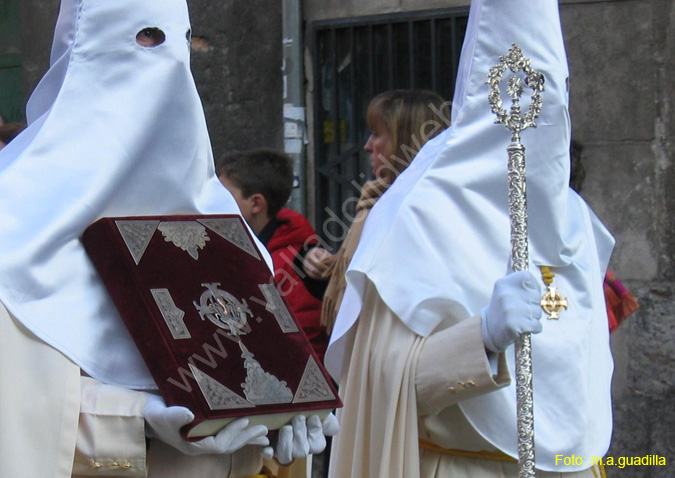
left=158, top=221, right=209, bottom=260
left=115, top=220, right=159, bottom=265
left=198, top=218, right=261, bottom=261
left=487, top=43, right=544, bottom=478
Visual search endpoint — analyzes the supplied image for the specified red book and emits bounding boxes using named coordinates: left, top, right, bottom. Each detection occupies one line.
left=82, top=214, right=341, bottom=440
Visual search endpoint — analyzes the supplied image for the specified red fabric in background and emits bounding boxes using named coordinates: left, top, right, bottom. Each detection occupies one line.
left=268, top=208, right=329, bottom=361
left=604, top=269, right=640, bottom=333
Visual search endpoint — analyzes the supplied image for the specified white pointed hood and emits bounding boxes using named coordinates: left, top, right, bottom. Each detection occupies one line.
left=0, top=0, right=270, bottom=389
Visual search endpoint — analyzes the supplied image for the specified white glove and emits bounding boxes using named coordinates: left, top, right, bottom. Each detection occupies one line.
left=143, top=394, right=269, bottom=456
left=262, top=413, right=340, bottom=465
left=481, top=270, right=543, bottom=353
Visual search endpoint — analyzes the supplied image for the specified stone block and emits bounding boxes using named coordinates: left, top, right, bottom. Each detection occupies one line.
left=562, top=2, right=654, bottom=142
left=183, top=0, right=284, bottom=158
left=576, top=142, right=659, bottom=281
left=607, top=282, right=675, bottom=477
left=18, top=0, right=58, bottom=99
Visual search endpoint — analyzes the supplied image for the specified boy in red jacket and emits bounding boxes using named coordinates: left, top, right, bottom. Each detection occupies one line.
left=216, top=149, right=329, bottom=361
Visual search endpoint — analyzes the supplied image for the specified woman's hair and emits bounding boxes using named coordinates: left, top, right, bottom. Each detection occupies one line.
left=366, top=89, right=449, bottom=181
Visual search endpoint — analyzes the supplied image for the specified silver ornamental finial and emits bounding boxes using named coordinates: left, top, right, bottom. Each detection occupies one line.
left=487, top=43, right=544, bottom=143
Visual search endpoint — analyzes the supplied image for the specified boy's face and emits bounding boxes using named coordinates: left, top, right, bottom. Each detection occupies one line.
left=218, top=174, right=254, bottom=224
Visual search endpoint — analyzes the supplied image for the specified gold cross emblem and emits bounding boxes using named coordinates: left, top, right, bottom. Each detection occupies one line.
left=541, top=285, right=568, bottom=320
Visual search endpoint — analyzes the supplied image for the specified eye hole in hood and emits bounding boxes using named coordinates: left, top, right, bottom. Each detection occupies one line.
left=136, top=27, right=166, bottom=47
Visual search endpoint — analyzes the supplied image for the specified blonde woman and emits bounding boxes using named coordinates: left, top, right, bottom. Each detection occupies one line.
left=301, top=89, right=450, bottom=333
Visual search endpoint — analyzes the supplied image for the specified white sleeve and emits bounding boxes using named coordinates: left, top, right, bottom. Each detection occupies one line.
left=415, top=315, right=510, bottom=416
left=72, top=377, right=149, bottom=476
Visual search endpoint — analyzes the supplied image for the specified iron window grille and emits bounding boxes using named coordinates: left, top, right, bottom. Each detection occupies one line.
left=311, top=8, right=469, bottom=250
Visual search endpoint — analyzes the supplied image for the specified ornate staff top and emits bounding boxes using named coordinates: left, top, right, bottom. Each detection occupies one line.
left=487, top=44, right=545, bottom=143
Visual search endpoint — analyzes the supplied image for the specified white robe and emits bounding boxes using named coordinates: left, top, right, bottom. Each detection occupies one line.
left=0, top=302, right=269, bottom=478
left=328, top=281, right=607, bottom=478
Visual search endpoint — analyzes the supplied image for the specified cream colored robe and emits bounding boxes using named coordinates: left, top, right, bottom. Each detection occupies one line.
left=0, top=302, right=293, bottom=478
left=327, top=281, right=605, bottom=478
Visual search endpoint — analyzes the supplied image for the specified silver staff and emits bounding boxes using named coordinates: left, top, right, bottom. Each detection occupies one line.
left=487, top=43, right=544, bottom=478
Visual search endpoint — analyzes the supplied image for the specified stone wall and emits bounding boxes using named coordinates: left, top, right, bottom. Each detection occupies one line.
left=609, top=284, right=675, bottom=477
left=17, top=0, right=56, bottom=103
left=304, top=0, right=467, bottom=21
left=187, top=0, right=284, bottom=159
left=561, top=2, right=674, bottom=474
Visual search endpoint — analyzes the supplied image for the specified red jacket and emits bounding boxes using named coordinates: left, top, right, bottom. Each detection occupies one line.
left=266, top=208, right=329, bottom=362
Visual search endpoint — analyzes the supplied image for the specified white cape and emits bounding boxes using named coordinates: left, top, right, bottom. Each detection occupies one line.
left=0, top=0, right=270, bottom=390
left=325, top=0, right=614, bottom=471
